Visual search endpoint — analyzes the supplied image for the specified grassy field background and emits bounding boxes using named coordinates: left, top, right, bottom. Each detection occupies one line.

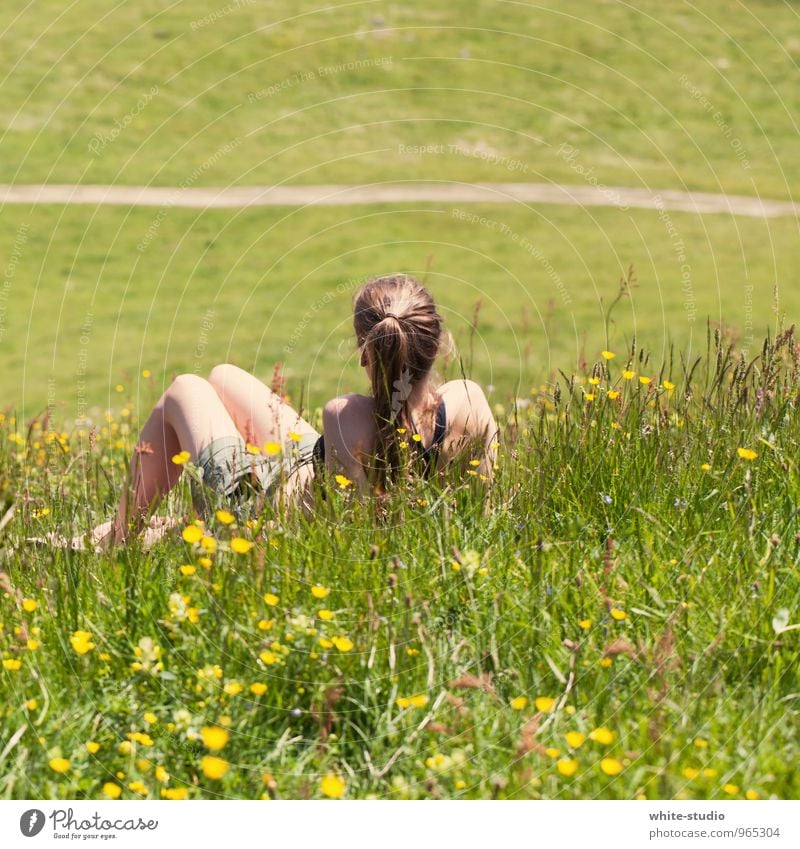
left=0, top=0, right=798, bottom=803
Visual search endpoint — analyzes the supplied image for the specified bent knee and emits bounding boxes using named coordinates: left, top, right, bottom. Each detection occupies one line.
left=168, top=372, right=210, bottom=396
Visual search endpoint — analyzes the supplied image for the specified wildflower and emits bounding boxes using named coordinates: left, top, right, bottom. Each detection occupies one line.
left=25, top=698, right=38, bottom=710
left=22, top=598, right=38, bottom=612
left=162, top=787, right=188, bottom=799
left=682, top=767, right=699, bottom=780
left=263, top=593, right=279, bottom=606
left=335, top=474, right=352, bottom=489
left=311, top=585, right=330, bottom=599
left=703, top=768, right=718, bottom=778
left=200, top=726, right=229, bottom=751
left=737, top=448, right=757, bottom=461
left=565, top=731, right=586, bottom=749
left=331, top=636, right=353, bottom=653
left=128, top=780, right=148, bottom=796
left=557, top=758, right=578, bottom=777
left=215, top=509, right=235, bottom=525
left=396, top=694, right=429, bottom=709
left=607, top=390, right=621, bottom=401
left=320, top=773, right=346, bottom=799
left=663, top=380, right=676, bottom=390
left=223, top=681, right=243, bottom=696
left=288, top=432, right=302, bottom=442
left=199, top=557, right=213, bottom=569
left=589, top=727, right=615, bottom=745
left=263, top=441, right=281, bottom=456
left=601, top=351, right=615, bottom=360
left=412, top=433, right=423, bottom=442
left=200, top=756, right=229, bottom=780
left=86, top=741, right=100, bottom=754
left=701, top=463, right=711, bottom=471
left=246, top=443, right=261, bottom=455
left=639, top=376, right=651, bottom=385
left=510, top=696, right=528, bottom=711
left=317, top=609, right=335, bottom=621
left=693, top=738, right=708, bottom=749
left=745, top=789, right=759, bottom=800
left=588, top=376, right=600, bottom=386
left=200, top=536, right=217, bottom=553
left=103, top=783, right=122, bottom=799
left=171, top=451, right=191, bottom=465
left=118, top=741, right=133, bottom=755
left=155, top=766, right=170, bottom=783
left=49, top=757, right=70, bottom=774
left=600, top=658, right=613, bottom=668
left=622, top=370, right=635, bottom=380
left=182, top=525, right=203, bottom=544
left=610, top=608, right=627, bottom=621
left=70, top=630, right=95, bottom=655
left=723, top=783, right=739, bottom=795
left=259, top=651, right=278, bottom=665
left=600, top=757, right=623, bottom=776
left=250, top=683, right=268, bottom=696
left=257, top=619, right=274, bottom=631
left=578, top=619, right=592, bottom=629
left=535, top=696, right=556, bottom=713
left=585, top=393, right=596, bottom=402
left=3, top=658, right=22, bottom=671
left=179, top=564, right=196, bottom=576
left=230, top=538, right=253, bottom=554
left=545, top=747, right=560, bottom=758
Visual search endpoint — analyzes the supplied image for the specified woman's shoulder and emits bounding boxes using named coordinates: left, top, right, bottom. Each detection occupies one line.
left=436, top=379, right=495, bottom=435
left=437, top=379, right=491, bottom=407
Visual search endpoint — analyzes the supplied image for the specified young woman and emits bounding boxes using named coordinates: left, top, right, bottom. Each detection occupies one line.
left=75, top=273, right=499, bottom=550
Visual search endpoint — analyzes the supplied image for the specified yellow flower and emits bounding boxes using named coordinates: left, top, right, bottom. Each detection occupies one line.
left=737, top=447, right=758, bottom=461
left=49, top=757, right=70, bottom=774
left=320, top=773, right=346, bottom=799
left=257, top=619, right=274, bottom=631
left=25, top=698, right=38, bottom=710
left=311, top=585, right=331, bottom=600
left=3, top=658, right=21, bottom=670
left=545, top=747, right=560, bottom=759
left=723, top=783, right=739, bottom=795
left=610, top=608, right=627, bottom=621
left=639, top=376, right=651, bottom=385
left=231, top=538, right=254, bottom=554
left=701, top=463, right=711, bottom=471
left=246, top=443, right=261, bottom=455
left=128, top=780, right=148, bottom=796
left=263, top=441, right=281, bottom=456
left=600, top=658, right=613, bottom=668
left=396, top=694, right=429, bottom=709
left=223, top=681, right=243, bottom=696
left=155, top=765, right=170, bottom=783
left=601, top=351, right=615, bottom=360
left=22, top=598, right=38, bottom=612
left=26, top=639, right=38, bottom=650
left=335, top=474, right=352, bottom=489
left=259, top=651, right=278, bottom=665
left=703, top=768, right=718, bottom=778
left=565, top=731, right=586, bottom=749
left=622, top=370, right=636, bottom=380
left=199, top=557, right=213, bottom=569
left=535, top=696, right=556, bottom=713
left=682, top=767, right=699, bottom=780
left=745, top=789, right=759, bottom=800
left=200, top=726, right=229, bottom=751
left=557, top=758, right=578, bottom=777
left=200, top=756, right=229, bottom=780
left=510, top=696, right=528, bottom=711
left=179, top=564, right=196, bottom=576
left=663, top=380, right=676, bottom=390
left=585, top=393, right=595, bottom=402
left=589, top=727, right=615, bottom=745
left=103, top=782, right=122, bottom=799
left=317, top=609, right=335, bottom=621
left=318, top=637, right=333, bottom=649
left=263, top=593, right=279, bottom=606
left=600, top=758, right=623, bottom=776
left=162, top=787, right=188, bottom=799
left=332, top=636, right=353, bottom=653
left=588, top=376, right=600, bottom=386
left=250, top=682, right=268, bottom=696
left=171, top=450, right=191, bottom=465
left=86, top=741, right=100, bottom=754
left=693, top=738, right=708, bottom=749
left=70, top=630, right=95, bottom=655
left=215, top=509, right=235, bottom=525
left=182, top=525, right=203, bottom=544
left=288, top=431, right=302, bottom=442
left=200, top=536, right=217, bottom=553
left=143, top=712, right=157, bottom=724
left=118, top=741, right=132, bottom=755
left=578, top=618, right=592, bottom=629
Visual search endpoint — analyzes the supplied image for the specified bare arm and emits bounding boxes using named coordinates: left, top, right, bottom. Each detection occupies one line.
left=321, top=394, right=375, bottom=496
left=442, top=379, right=499, bottom=485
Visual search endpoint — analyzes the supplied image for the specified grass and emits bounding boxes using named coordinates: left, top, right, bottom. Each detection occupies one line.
left=1, top=201, right=798, bottom=421
left=1, top=0, right=799, bottom=198
left=0, top=326, right=798, bottom=799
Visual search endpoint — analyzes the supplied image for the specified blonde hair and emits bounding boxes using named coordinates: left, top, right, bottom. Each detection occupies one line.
left=353, top=274, right=444, bottom=488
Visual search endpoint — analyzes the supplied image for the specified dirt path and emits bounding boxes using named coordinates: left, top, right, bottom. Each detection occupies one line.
left=0, top=181, right=797, bottom=218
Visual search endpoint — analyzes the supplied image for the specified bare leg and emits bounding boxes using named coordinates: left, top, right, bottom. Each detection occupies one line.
left=110, top=373, right=243, bottom=545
